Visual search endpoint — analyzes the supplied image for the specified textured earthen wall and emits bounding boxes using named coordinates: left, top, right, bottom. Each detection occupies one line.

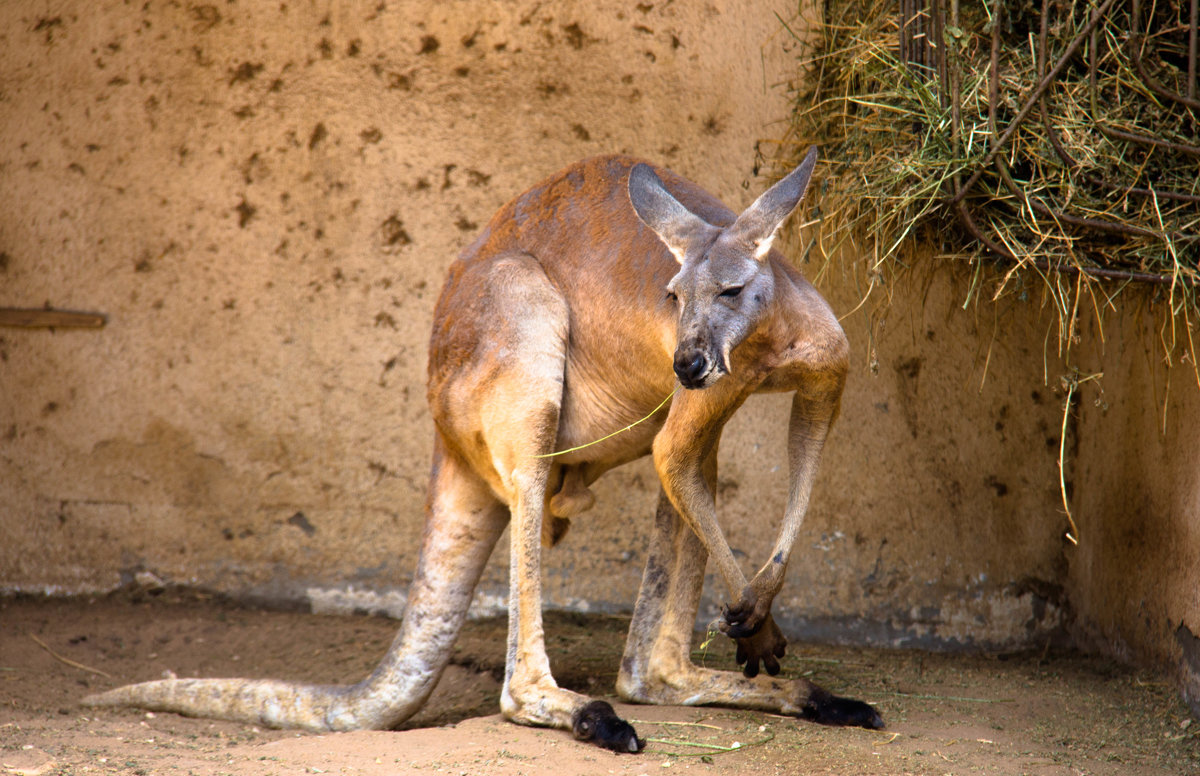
left=2, top=1, right=1194, bottom=709
left=1067, top=309, right=1200, bottom=714
left=2, top=0, right=806, bottom=611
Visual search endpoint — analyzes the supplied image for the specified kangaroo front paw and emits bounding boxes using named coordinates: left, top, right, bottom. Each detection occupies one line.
left=719, top=597, right=765, bottom=639
left=571, top=700, right=645, bottom=753
left=729, top=613, right=787, bottom=678
left=720, top=592, right=787, bottom=678
left=802, top=688, right=885, bottom=730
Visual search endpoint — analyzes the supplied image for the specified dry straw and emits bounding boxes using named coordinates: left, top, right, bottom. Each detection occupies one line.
left=784, top=0, right=1200, bottom=357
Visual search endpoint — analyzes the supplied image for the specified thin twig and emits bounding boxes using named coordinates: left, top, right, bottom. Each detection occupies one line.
left=29, top=633, right=114, bottom=679
left=1056, top=371, right=1101, bottom=545
left=629, top=719, right=725, bottom=730
left=647, top=731, right=776, bottom=758
left=889, top=690, right=1014, bottom=703
left=648, top=738, right=740, bottom=750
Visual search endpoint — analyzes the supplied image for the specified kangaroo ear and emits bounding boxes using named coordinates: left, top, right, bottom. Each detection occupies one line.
left=628, top=163, right=712, bottom=264
left=729, top=145, right=818, bottom=261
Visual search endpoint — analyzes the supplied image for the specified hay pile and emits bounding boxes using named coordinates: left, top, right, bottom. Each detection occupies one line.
left=787, top=0, right=1200, bottom=331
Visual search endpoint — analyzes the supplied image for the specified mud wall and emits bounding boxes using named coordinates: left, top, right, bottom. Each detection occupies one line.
left=2, top=0, right=804, bottom=610
left=1, top=0, right=1195, bottom=709
left=1067, top=309, right=1200, bottom=714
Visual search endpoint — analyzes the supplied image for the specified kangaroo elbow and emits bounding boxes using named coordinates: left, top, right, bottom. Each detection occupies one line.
left=829, top=332, right=850, bottom=382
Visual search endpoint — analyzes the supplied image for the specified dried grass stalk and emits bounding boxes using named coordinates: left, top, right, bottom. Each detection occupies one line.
left=784, top=0, right=1200, bottom=348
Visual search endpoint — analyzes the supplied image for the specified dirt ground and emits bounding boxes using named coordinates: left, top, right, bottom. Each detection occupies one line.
left=1, top=591, right=1197, bottom=776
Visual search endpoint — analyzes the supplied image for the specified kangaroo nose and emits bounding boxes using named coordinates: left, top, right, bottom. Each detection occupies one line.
left=673, top=350, right=709, bottom=387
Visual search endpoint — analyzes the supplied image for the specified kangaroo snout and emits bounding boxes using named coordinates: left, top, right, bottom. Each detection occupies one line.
left=673, top=347, right=719, bottom=389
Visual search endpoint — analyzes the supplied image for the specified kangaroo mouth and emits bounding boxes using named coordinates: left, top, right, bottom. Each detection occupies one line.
left=673, top=352, right=727, bottom=389
left=697, top=365, right=728, bottom=388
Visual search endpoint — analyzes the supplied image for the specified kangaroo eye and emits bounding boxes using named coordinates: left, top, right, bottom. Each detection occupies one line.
left=665, top=290, right=678, bottom=302
left=719, top=286, right=743, bottom=299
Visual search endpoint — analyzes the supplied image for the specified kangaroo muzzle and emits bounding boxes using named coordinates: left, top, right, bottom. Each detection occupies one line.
left=673, top=346, right=723, bottom=389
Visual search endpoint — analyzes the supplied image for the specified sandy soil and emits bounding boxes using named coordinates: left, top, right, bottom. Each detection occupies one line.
left=2, top=591, right=1197, bottom=775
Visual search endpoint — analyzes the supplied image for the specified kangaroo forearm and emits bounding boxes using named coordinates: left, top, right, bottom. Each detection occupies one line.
left=653, top=442, right=749, bottom=600
left=666, top=481, right=749, bottom=598
left=757, top=391, right=837, bottom=582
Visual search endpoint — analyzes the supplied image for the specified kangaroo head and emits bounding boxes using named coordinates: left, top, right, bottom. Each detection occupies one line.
left=628, top=147, right=818, bottom=389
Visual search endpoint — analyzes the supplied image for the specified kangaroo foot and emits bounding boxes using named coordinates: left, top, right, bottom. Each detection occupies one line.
left=571, top=700, right=644, bottom=753
left=801, top=687, right=885, bottom=729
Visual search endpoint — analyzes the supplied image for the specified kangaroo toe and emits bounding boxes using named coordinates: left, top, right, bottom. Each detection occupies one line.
left=571, top=700, right=645, bottom=753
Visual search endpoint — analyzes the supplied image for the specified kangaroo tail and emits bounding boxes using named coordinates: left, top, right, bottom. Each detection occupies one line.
left=81, top=608, right=468, bottom=731
left=81, top=606, right=473, bottom=731
left=84, top=677, right=373, bottom=731
left=84, top=442, right=509, bottom=731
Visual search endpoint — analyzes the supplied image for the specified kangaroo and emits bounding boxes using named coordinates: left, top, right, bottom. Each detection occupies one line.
left=83, top=148, right=883, bottom=752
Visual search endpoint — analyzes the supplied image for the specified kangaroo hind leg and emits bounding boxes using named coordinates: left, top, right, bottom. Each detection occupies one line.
left=459, top=252, right=642, bottom=753
left=617, top=486, right=883, bottom=729
left=347, top=436, right=511, bottom=729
